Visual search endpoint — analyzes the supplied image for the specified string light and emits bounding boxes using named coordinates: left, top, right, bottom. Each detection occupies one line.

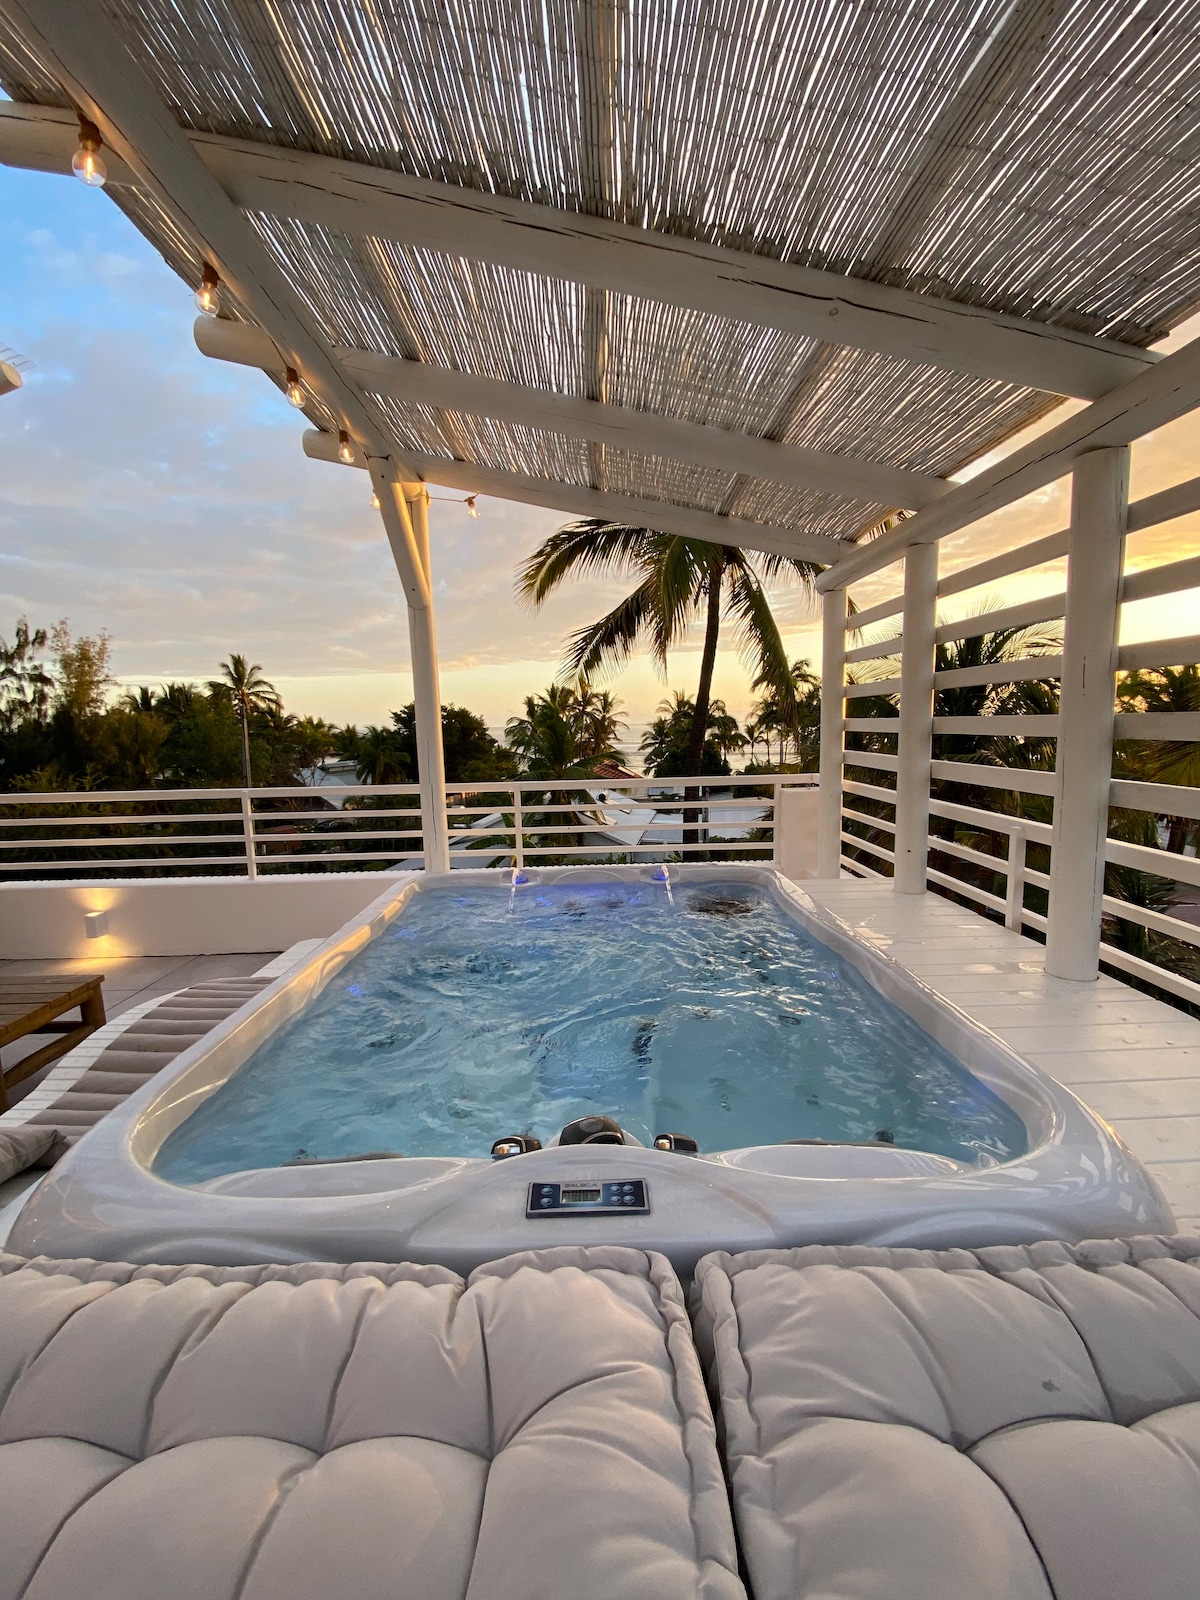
left=71, top=119, right=106, bottom=187
left=194, top=263, right=220, bottom=316
left=429, top=493, right=482, bottom=517
left=285, top=367, right=305, bottom=408
left=337, top=429, right=355, bottom=465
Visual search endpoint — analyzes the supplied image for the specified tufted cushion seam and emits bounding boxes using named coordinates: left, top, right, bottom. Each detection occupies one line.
left=0, top=1280, right=119, bottom=1415
left=226, top=1454, right=316, bottom=1600
left=476, top=1289, right=496, bottom=1462
left=137, top=1284, right=262, bottom=1457
left=14, top=1443, right=135, bottom=1600
left=318, top=1283, right=378, bottom=1454
left=965, top=1438, right=1058, bottom=1599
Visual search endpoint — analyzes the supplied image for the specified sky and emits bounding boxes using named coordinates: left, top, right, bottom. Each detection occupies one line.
left=2, top=159, right=1198, bottom=739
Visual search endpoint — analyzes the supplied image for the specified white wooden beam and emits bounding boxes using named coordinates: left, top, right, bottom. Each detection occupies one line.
left=196, top=315, right=946, bottom=510
left=818, top=329, right=1200, bottom=591
left=0, top=99, right=1157, bottom=400
left=0, top=7, right=389, bottom=456
left=302, top=428, right=841, bottom=565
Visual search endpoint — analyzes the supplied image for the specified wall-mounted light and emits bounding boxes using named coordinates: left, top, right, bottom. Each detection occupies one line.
left=72, top=118, right=107, bottom=187
left=84, top=909, right=109, bottom=939
left=194, top=263, right=220, bottom=317
left=337, top=429, right=355, bottom=465
left=285, top=366, right=305, bottom=408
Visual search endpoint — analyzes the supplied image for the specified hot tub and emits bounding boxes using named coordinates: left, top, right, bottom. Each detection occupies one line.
left=10, top=866, right=1171, bottom=1270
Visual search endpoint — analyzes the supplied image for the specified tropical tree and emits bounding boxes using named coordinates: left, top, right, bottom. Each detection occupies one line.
left=207, top=654, right=280, bottom=788
left=349, top=725, right=409, bottom=785
left=568, top=680, right=628, bottom=763
left=639, top=693, right=734, bottom=778
left=0, top=618, right=52, bottom=731
left=516, top=520, right=820, bottom=779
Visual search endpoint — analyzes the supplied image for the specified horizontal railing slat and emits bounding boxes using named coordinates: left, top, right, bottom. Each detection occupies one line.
left=844, top=677, right=901, bottom=698
left=844, top=635, right=902, bottom=664
left=1117, top=634, right=1200, bottom=672
left=1113, top=711, right=1200, bottom=739
left=1102, top=896, right=1200, bottom=950
left=926, top=866, right=1006, bottom=913
left=936, top=529, right=1069, bottom=600
left=935, top=594, right=1064, bottom=644
left=1121, top=551, right=1200, bottom=604
left=1109, top=779, right=1200, bottom=821
left=845, top=594, right=903, bottom=631
left=1103, top=836, right=1200, bottom=888
left=930, top=760, right=1058, bottom=796
left=933, top=715, right=1060, bottom=735
left=933, top=655, right=1062, bottom=688
left=1099, top=943, right=1200, bottom=1006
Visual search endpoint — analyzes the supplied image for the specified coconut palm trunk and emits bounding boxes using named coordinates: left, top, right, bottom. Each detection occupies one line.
left=238, top=708, right=252, bottom=788
left=683, top=563, right=724, bottom=847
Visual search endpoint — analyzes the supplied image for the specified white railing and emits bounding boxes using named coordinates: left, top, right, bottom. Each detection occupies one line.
left=0, top=772, right=816, bottom=879
left=837, top=463, right=1200, bottom=1011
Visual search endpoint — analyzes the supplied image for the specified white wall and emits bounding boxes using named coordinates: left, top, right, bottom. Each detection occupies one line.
left=0, top=873, right=406, bottom=959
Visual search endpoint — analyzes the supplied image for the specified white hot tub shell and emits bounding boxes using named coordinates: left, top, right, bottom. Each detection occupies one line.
left=10, top=866, right=1172, bottom=1271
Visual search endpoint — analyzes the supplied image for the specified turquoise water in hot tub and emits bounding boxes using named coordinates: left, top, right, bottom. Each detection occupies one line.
left=154, top=879, right=1028, bottom=1183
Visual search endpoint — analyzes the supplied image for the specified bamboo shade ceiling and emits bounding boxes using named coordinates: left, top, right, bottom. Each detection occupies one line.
left=5, top=0, right=1200, bottom=551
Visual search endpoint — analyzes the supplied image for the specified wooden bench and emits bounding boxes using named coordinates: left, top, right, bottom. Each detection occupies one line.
left=0, top=976, right=106, bottom=1112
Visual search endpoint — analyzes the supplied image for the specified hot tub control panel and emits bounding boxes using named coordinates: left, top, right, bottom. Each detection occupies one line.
left=526, top=1179, right=649, bottom=1217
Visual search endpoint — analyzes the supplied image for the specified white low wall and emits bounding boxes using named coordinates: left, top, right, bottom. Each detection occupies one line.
left=0, top=873, right=407, bottom=959
left=775, top=786, right=820, bottom=881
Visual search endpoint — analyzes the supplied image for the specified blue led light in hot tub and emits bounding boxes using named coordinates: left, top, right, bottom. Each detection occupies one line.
left=153, top=879, right=1028, bottom=1183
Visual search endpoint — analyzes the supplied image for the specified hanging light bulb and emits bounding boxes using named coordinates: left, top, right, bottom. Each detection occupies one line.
left=337, top=429, right=355, bottom=465
left=194, top=264, right=220, bottom=316
left=71, top=119, right=107, bottom=187
left=465, top=495, right=479, bottom=518
left=285, top=367, right=305, bottom=408
left=370, top=491, right=381, bottom=510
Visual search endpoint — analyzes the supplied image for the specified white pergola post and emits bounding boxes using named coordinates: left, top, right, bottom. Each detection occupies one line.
left=1045, top=446, right=1129, bottom=980
left=816, top=586, right=848, bottom=878
left=894, top=542, right=939, bottom=893
left=368, top=461, right=451, bottom=874
left=406, top=486, right=451, bottom=874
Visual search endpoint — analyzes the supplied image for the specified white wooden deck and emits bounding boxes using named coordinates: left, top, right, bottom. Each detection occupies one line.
left=803, top=879, right=1200, bottom=1232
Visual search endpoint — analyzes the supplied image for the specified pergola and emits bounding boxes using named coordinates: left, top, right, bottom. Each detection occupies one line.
left=2, top=0, right=1200, bottom=989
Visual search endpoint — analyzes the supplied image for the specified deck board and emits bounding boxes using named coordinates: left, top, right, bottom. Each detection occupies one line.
left=800, top=878, right=1200, bottom=1233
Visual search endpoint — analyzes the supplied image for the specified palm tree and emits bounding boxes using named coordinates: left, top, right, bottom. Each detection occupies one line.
left=0, top=617, right=52, bottom=730
left=568, top=680, right=628, bottom=763
left=517, top=520, right=820, bottom=780
left=208, top=654, right=280, bottom=788
left=120, top=686, right=158, bottom=715
left=349, top=725, right=409, bottom=786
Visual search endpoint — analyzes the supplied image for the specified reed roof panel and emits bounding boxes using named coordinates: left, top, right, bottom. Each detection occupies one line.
left=4, top=0, right=1200, bottom=547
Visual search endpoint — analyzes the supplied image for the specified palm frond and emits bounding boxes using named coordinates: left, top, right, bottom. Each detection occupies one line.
left=726, top=567, right=798, bottom=726
left=516, top=520, right=666, bottom=607
left=561, top=579, right=659, bottom=680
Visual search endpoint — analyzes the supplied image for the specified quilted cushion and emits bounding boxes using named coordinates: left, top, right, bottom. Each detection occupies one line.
left=693, top=1235, right=1200, bottom=1600
left=0, top=1246, right=742, bottom=1600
